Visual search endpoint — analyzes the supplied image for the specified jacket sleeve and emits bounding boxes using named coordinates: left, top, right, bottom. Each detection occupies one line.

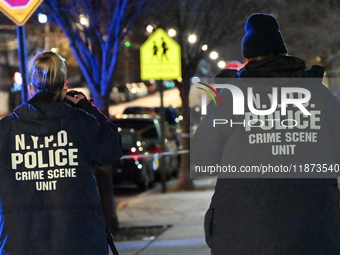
left=191, top=89, right=234, bottom=167
left=76, top=99, right=122, bottom=165
left=191, top=73, right=238, bottom=168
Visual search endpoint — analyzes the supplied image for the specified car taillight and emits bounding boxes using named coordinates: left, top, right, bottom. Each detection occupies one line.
left=127, top=148, right=141, bottom=161
left=148, top=147, right=162, bottom=154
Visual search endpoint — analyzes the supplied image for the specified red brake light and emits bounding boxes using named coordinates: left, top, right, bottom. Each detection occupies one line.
left=148, top=147, right=162, bottom=154
left=127, top=148, right=140, bottom=161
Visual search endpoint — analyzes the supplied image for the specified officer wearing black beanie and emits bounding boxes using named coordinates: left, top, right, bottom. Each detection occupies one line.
left=242, top=13, right=287, bottom=59
left=192, top=13, right=340, bottom=255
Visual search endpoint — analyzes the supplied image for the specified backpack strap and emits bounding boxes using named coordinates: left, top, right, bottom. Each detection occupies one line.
left=306, top=65, right=325, bottom=78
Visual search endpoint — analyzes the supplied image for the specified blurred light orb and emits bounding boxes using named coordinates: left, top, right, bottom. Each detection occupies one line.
left=168, top=28, right=177, bottom=37
left=188, top=34, right=197, bottom=44
left=209, top=51, right=219, bottom=60
left=146, top=25, right=154, bottom=33
left=202, top=44, right=208, bottom=51
left=79, top=14, right=89, bottom=27
left=192, top=76, right=200, bottom=83
left=218, top=60, right=226, bottom=69
left=38, top=13, right=47, bottom=24
left=14, top=72, right=22, bottom=85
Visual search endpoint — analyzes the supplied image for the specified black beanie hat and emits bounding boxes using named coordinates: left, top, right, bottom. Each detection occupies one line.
left=242, top=13, right=287, bottom=59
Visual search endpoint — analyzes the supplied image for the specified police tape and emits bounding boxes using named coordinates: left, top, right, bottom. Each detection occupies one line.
left=120, top=150, right=189, bottom=160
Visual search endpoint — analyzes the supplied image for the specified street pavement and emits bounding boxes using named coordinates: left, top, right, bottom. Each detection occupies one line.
left=111, top=178, right=216, bottom=255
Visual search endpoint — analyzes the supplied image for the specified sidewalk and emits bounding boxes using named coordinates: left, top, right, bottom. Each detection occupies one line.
left=111, top=178, right=216, bottom=255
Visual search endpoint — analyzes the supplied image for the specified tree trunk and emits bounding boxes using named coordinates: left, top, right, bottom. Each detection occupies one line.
left=91, top=90, right=110, bottom=116
left=172, top=76, right=194, bottom=191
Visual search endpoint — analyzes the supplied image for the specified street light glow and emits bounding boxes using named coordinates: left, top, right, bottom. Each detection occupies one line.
left=202, top=44, right=208, bottom=51
left=209, top=51, right=219, bottom=60
left=38, top=13, right=47, bottom=24
left=14, top=72, right=22, bottom=86
left=79, top=14, right=89, bottom=27
left=188, top=34, right=197, bottom=44
left=146, top=25, right=153, bottom=33
left=168, top=28, right=177, bottom=37
left=218, top=60, right=226, bottom=69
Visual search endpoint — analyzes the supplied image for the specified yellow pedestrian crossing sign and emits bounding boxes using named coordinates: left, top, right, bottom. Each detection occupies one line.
left=140, top=28, right=181, bottom=80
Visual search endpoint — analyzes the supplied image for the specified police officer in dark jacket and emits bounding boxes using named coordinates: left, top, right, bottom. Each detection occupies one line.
left=0, top=51, right=122, bottom=255
left=192, top=14, right=340, bottom=254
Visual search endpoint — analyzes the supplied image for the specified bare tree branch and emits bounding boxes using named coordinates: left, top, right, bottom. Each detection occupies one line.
left=42, top=0, right=148, bottom=111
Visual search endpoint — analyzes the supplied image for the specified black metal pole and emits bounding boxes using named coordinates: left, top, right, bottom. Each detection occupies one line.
left=16, top=25, right=29, bottom=103
left=157, top=80, right=167, bottom=193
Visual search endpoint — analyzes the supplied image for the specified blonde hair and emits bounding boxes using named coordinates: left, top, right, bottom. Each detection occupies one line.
left=31, top=51, right=66, bottom=100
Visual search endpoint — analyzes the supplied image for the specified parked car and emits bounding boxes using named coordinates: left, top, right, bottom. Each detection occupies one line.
left=142, top=80, right=176, bottom=94
left=125, top=82, right=148, bottom=99
left=110, top=114, right=180, bottom=180
left=143, top=80, right=157, bottom=94
left=112, top=128, right=155, bottom=191
left=122, top=106, right=182, bottom=146
left=109, top=86, right=127, bottom=104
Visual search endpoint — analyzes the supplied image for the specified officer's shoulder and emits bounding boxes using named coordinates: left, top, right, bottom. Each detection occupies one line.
left=66, top=104, right=98, bottom=125
left=305, top=65, right=325, bottom=78
left=0, top=113, right=15, bottom=135
left=215, top=69, right=238, bottom=78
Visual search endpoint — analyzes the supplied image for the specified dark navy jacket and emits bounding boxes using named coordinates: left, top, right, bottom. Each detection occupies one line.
left=0, top=92, right=122, bottom=255
left=192, top=56, right=340, bottom=254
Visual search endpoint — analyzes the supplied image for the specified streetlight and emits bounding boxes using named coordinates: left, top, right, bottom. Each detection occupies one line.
left=209, top=51, right=219, bottom=60
left=38, top=13, right=51, bottom=51
left=79, top=14, right=89, bottom=27
left=146, top=25, right=153, bottom=33
left=202, top=44, right=208, bottom=51
left=168, top=28, right=177, bottom=37
left=188, top=34, right=197, bottom=44
left=218, top=60, right=226, bottom=69
left=38, top=13, right=47, bottom=24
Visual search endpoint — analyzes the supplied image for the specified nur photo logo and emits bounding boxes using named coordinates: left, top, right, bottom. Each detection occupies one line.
left=196, top=82, right=222, bottom=109
left=191, top=78, right=319, bottom=132
left=195, top=82, right=311, bottom=117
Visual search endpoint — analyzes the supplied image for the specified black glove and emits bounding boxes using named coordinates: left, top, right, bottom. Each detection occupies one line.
left=63, top=90, right=88, bottom=107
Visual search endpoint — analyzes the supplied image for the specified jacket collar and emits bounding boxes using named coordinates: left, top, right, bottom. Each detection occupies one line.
left=28, top=91, right=59, bottom=104
left=238, top=56, right=306, bottom=78
left=14, top=92, right=70, bottom=122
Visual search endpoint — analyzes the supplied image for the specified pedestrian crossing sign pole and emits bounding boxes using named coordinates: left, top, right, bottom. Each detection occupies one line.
left=140, top=28, right=181, bottom=80
left=140, top=28, right=181, bottom=193
left=0, top=0, right=44, bottom=103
